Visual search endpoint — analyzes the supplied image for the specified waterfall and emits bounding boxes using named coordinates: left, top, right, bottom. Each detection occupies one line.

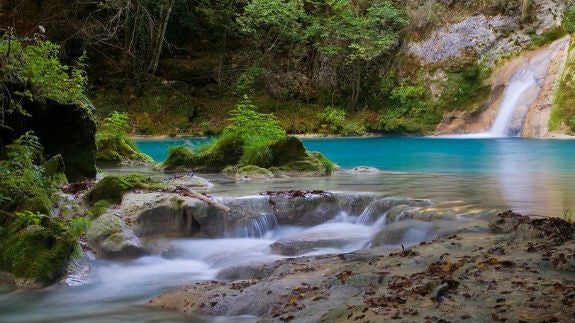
left=227, top=212, right=278, bottom=238
left=488, top=69, right=537, bottom=137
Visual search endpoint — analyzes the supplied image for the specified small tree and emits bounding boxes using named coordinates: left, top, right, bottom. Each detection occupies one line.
left=221, top=96, right=285, bottom=166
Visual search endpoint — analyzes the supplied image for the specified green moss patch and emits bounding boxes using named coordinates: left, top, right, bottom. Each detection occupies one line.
left=96, top=132, right=153, bottom=164
left=550, top=39, right=575, bottom=134
left=86, top=174, right=163, bottom=205
left=0, top=215, right=76, bottom=282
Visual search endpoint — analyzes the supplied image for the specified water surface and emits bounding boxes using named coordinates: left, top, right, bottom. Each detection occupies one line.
left=136, top=136, right=575, bottom=216
left=1, top=136, right=573, bottom=323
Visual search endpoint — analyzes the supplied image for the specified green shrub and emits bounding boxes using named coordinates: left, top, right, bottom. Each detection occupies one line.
left=234, top=66, right=269, bottom=96
left=528, top=26, right=566, bottom=47
left=0, top=37, right=88, bottom=106
left=390, top=82, right=427, bottom=117
left=318, top=106, right=346, bottom=134
left=85, top=174, right=161, bottom=205
left=563, top=5, right=575, bottom=34
left=222, top=96, right=285, bottom=167
left=96, top=111, right=153, bottom=164
left=0, top=133, right=53, bottom=213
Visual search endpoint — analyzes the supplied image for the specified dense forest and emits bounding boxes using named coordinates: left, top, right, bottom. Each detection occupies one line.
left=1, top=0, right=573, bottom=137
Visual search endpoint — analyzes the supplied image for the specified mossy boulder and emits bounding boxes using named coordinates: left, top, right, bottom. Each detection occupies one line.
left=160, top=137, right=243, bottom=172
left=86, top=212, right=147, bottom=259
left=16, top=196, right=52, bottom=215
left=160, top=146, right=197, bottom=172
left=0, top=218, right=76, bottom=284
left=86, top=174, right=162, bottom=205
left=272, top=151, right=336, bottom=177
left=269, top=136, right=308, bottom=166
left=0, top=87, right=97, bottom=181
left=161, top=136, right=335, bottom=177
left=96, top=132, right=153, bottom=165
left=43, top=154, right=68, bottom=186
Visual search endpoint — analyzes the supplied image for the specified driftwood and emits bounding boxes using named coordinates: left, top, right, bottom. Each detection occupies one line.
left=176, top=185, right=230, bottom=212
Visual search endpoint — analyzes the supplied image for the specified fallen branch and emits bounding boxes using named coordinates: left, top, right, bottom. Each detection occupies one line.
left=176, top=185, right=230, bottom=212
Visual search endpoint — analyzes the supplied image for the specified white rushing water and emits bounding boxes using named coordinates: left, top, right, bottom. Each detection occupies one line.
left=488, top=69, right=537, bottom=137
left=0, top=209, right=425, bottom=323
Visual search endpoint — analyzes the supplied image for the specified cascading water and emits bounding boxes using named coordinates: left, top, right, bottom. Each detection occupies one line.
left=226, top=212, right=278, bottom=238
left=488, top=69, right=537, bottom=137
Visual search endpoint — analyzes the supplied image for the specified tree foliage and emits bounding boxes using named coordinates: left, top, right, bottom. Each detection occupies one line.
left=563, top=5, right=575, bottom=34
left=0, top=132, right=52, bottom=212
left=0, top=37, right=88, bottom=106
left=96, top=111, right=153, bottom=163
left=221, top=96, right=285, bottom=166
left=236, top=0, right=407, bottom=109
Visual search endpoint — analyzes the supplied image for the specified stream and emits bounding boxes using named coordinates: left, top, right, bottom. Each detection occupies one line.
left=0, top=136, right=573, bottom=322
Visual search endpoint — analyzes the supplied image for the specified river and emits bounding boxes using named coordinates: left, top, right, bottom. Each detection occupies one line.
left=0, top=136, right=573, bottom=323
left=137, top=136, right=575, bottom=216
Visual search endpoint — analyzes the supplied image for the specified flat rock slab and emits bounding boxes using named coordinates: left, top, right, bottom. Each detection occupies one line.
left=148, top=213, right=575, bottom=322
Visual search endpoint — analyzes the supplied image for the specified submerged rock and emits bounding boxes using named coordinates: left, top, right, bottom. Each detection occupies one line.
left=270, top=230, right=370, bottom=256
left=228, top=165, right=274, bottom=181
left=357, top=197, right=434, bottom=224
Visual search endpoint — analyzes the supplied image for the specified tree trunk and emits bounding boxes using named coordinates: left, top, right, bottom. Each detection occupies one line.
left=147, top=0, right=175, bottom=74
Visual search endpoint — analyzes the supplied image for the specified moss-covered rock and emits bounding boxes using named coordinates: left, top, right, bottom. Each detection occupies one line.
left=229, top=165, right=274, bottom=181
left=272, top=151, right=336, bottom=177
left=160, top=146, right=197, bottom=172
left=96, top=132, right=153, bottom=165
left=160, top=137, right=243, bottom=172
left=16, top=196, right=52, bottom=215
left=0, top=217, right=76, bottom=284
left=269, top=136, right=307, bottom=166
left=43, top=154, right=68, bottom=186
left=86, top=211, right=147, bottom=259
left=86, top=174, right=162, bottom=205
left=0, top=91, right=97, bottom=181
left=161, top=136, right=336, bottom=178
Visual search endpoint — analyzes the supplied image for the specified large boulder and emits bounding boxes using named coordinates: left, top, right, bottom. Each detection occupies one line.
left=268, top=191, right=340, bottom=226
left=194, top=196, right=275, bottom=238
left=86, top=211, right=147, bottom=259
left=269, top=136, right=308, bottom=166
left=0, top=88, right=97, bottom=181
left=121, top=192, right=206, bottom=238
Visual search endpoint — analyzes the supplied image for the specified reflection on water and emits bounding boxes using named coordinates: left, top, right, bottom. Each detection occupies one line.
left=133, top=137, right=575, bottom=216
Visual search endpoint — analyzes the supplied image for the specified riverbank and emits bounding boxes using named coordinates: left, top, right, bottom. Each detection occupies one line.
left=149, top=211, right=575, bottom=322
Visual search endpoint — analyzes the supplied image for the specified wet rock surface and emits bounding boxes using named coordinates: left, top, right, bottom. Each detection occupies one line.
left=149, top=212, right=575, bottom=322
